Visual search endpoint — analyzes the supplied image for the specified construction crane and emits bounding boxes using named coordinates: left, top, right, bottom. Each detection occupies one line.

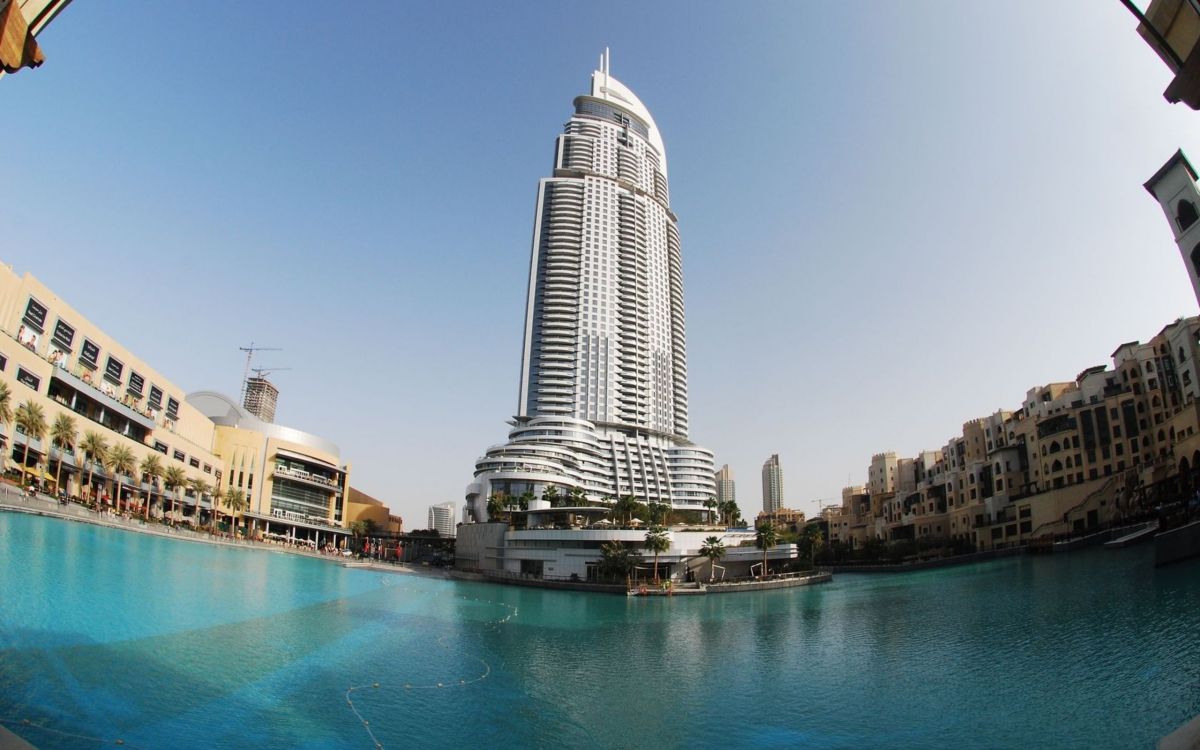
left=250, top=367, right=292, bottom=381
left=238, top=343, right=281, bottom=402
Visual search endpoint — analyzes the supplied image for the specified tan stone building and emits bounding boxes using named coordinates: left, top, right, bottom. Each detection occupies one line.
left=836, top=317, right=1200, bottom=553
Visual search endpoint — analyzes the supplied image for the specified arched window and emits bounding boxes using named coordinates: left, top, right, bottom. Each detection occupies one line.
left=1049, top=441, right=1061, bottom=454
left=1180, top=347, right=1187, bottom=365
left=1052, top=459, right=1063, bottom=472
left=1178, top=200, right=1199, bottom=231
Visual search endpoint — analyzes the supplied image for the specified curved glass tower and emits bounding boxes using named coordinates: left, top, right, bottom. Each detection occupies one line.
left=466, top=52, right=716, bottom=520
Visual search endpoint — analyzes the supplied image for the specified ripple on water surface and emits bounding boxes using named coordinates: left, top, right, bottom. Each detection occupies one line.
left=1, top=513, right=1198, bottom=749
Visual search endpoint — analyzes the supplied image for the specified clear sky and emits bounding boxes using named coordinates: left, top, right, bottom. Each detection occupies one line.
left=5, top=1, right=1200, bottom=525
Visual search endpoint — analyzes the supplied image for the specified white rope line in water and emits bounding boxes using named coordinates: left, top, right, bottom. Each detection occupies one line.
left=0, top=716, right=146, bottom=748
left=344, top=587, right=518, bottom=750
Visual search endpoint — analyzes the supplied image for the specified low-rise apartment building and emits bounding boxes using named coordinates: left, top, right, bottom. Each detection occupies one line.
left=827, top=316, right=1200, bottom=552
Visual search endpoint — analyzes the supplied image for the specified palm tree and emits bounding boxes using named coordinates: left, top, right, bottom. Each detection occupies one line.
left=517, top=490, right=535, bottom=511
left=139, top=454, right=164, bottom=519
left=643, top=525, right=670, bottom=583
left=163, top=466, right=187, bottom=522
left=79, top=431, right=108, bottom=504
left=208, top=483, right=225, bottom=532
left=49, top=413, right=77, bottom=497
left=0, top=381, right=12, bottom=475
left=614, top=495, right=641, bottom=527
left=802, top=525, right=824, bottom=568
left=755, top=522, right=779, bottom=579
left=597, top=540, right=635, bottom=582
left=703, top=498, right=717, bottom=525
left=648, top=501, right=669, bottom=526
left=541, top=485, right=559, bottom=508
left=225, top=488, right=247, bottom=536
left=569, top=486, right=587, bottom=507
left=14, top=400, right=47, bottom=488
left=486, top=491, right=508, bottom=523
left=107, top=444, right=136, bottom=514
left=700, top=535, right=726, bottom=581
left=187, top=478, right=209, bottom=526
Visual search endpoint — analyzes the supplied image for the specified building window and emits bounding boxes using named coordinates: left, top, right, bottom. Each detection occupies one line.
left=16, top=368, right=39, bottom=391
left=1181, top=200, right=1200, bottom=231
left=202, top=463, right=212, bottom=474
left=0, top=353, right=6, bottom=371
left=189, top=457, right=200, bottom=468
left=153, top=441, right=168, bottom=454
left=173, top=450, right=185, bottom=462
left=166, top=397, right=180, bottom=420
left=128, top=372, right=145, bottom=396
left=148, top=386, right=163, bottom=410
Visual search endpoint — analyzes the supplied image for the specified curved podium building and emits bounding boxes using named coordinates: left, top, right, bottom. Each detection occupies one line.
left=466, top=54, right=716, bottom=521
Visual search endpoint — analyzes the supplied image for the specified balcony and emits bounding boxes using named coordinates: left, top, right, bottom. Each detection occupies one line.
left=50, top=369, right=156, bottom=431
left=272, top=464, right=340, bottom=492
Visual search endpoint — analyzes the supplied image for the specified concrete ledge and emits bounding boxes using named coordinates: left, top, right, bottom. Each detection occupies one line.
left=1156, top=520, right=1200, bottom=567
left=704, top=571, right=832, bottom=594
left=0, top=724, right=36, bottom=750
left=1159, top=713, right=1200, bottom=750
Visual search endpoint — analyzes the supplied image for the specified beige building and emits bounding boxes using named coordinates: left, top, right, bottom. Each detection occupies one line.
left=346, top=486, right=403, bottom=533
left=0, top=262, right=398, bottom=545
left=835, top=316, right=1200, bottom=553
left=0, top=266, right=222, bottom=514
left=188, top=391, right=353, bottom=546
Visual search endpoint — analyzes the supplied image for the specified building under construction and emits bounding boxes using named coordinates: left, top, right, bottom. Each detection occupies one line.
left=243, top=376, right=279, bottom=423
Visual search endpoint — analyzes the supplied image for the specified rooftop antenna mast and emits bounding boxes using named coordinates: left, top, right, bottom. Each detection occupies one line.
left=238, top=342, right=281, bottom=402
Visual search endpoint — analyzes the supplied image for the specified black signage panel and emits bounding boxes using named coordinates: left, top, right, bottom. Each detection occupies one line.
left=52, top=320, right=75, bottom=351
left=166, top=397, right=180, bottom=419
left=128, top=372, right=145, bottom=395
left=16, top=368, right=39, bottom=390
left=104, top=356, right=124, bottom=383
left=22, top=298, right=46, bottom=331
left=80, top=339, right=100, bottom=367
left=148, top=386, right=163, bottom=409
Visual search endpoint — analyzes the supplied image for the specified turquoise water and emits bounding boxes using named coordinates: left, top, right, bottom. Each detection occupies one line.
left=1, top=513, right=1198, bottom=749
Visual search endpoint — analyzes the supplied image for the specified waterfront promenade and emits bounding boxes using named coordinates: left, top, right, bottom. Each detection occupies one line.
left=0, top=486, right=425, bottom=577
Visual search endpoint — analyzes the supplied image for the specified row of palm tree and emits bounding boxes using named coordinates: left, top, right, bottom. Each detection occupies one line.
left=0, top=384, right=251, bottom=531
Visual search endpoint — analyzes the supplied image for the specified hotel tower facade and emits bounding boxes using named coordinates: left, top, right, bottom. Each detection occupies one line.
left=466, top=53, right=716, bottom=521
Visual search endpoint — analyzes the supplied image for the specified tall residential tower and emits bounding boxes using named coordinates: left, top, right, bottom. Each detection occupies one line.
left=715, top=464, right=736, bottom=507
left=762, top=454, right=783, bottom=514
left=466, top=52, right=716, bottom=520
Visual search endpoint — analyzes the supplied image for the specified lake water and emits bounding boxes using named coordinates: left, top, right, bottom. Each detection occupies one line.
left=1, top=512, right=1198, bottom=749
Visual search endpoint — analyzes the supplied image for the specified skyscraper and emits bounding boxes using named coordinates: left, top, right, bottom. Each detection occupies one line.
left=428, top=502, right=457, bottom=538
left=466, top=51, right=715, bottom=520
left=762, top=454, right=783, bottom=514
left=715, top=464, right=736, bottom=507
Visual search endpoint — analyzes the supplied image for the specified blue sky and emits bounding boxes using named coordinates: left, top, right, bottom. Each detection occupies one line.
left=5, top=1, right=1199, bottom=525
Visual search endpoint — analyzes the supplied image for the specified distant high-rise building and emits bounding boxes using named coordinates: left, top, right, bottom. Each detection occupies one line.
left=242, top=376, right=279, bottom=424
left=429, top=502, right=457, bottom=538
left=715, top=464, right=736, bottom=506
left=465, top=51, right=716, bottom=520
left=761, top=454, right=783, bottom=513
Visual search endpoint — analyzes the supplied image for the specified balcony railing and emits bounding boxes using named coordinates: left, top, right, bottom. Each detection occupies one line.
left=272, top=464, right=340, bottom=491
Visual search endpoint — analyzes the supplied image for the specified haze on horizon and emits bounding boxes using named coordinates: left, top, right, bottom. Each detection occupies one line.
left=4, top=1, right=1198, bottom=525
